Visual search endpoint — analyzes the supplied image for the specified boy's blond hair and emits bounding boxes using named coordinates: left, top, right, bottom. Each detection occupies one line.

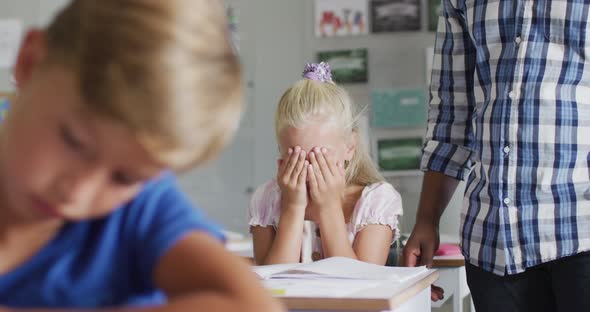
left=275, top=79, right=383, bottom=186
left=45, top=0, right=242, bottom=170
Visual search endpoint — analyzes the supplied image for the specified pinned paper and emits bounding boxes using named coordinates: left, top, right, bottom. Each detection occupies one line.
left=315, top=0, right=369, bottom=37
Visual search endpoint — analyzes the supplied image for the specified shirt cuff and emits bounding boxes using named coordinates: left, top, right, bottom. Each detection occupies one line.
left=420, top=140, right=474, bottom=180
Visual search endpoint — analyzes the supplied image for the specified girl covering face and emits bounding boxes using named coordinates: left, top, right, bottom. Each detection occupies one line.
left=249, top=62, right=403, bottom=265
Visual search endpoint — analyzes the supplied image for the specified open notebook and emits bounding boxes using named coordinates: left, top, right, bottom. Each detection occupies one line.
left=253, top=257, right=428, bottom=283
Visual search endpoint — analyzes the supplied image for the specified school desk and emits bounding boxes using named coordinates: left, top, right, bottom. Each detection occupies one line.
left=268, top=270, right=439, bottom=312
left=432, top=254, right=475, bottom=312
left=226, top=233, right=440, bottom=310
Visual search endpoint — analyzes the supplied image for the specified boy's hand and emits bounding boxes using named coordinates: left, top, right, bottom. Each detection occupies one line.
left=277, top=146, right=308, bottom=212
left=403, top=222, right=445, bottom=301
left=307, top=147, right=346, bottom=215
left=403, top=221, right=439, bottom=268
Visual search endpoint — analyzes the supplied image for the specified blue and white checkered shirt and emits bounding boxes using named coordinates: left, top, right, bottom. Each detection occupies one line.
left=422, top=0, right=590, bottom=275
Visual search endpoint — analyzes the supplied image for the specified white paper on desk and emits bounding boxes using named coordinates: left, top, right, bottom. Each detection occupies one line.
left=385, top=266, right=431, bottom=282
left=255, top=257, right=428, bottom=282
left=0, top=19, right=23, bottom=69
left=253, top=263, right=301, bottom=279
left=274, top=257, right=399, bottom=280
left=263, top=278, right=382, bottom=298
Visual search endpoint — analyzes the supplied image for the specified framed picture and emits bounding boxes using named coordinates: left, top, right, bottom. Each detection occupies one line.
left=428, top=0, right=442, bottom=32
left=377, top=137, right=423, bottom=171
left=317, top=49, right=368, bottom=83
left=370, top=0, right=421, bottom=33
left=315, top=0, right=369, bottom=37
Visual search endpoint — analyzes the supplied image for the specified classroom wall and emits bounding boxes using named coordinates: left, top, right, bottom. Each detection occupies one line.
left=0, top=0, right=466, bottom=240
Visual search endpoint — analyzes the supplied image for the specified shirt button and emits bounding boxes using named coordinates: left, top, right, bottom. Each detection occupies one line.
left=515, top=36, right=522, bottom=44
left=503, top=146, right=511, bottom=154
left=503, top=198, right=511, bottom=205
left=508, top=90, right=518, bottom=99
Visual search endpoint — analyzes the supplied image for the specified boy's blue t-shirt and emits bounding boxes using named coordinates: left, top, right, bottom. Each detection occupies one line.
left=0, top=172, right=225, bottom=307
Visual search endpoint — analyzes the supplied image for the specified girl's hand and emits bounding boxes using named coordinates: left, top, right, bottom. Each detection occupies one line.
left=277, top=146, right=308, bottom=212
left=307, top=147, right=346, bottom=215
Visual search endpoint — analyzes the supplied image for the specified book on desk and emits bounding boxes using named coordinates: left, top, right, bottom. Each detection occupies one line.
left=252, top=257, right=438, bottom=311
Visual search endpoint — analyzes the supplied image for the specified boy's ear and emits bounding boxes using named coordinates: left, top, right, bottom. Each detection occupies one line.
left=277, top=159, right=284, bottom=168
left=13, top=29, right=48, bottom=89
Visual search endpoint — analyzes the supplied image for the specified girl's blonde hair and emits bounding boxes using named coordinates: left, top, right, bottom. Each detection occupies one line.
left=45, top=0, right=242, bottom=170
left=275, top=79, right=383, bottom=186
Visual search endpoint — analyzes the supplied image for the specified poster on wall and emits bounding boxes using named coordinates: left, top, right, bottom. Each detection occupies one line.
left=317, top=49, right=368, bottom=83
left=428, top=0, right=442, bottom=32
left=370, top=0, right=420, bottom=33
left=315, top=0, right=369, bottom=37
left=371, top=88, right=427, bottom=128
left=377, top=138, right=423, bottom=171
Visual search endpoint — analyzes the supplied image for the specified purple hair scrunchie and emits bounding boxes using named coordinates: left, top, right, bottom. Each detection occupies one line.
left=302, top=62, right=333, bottom=83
